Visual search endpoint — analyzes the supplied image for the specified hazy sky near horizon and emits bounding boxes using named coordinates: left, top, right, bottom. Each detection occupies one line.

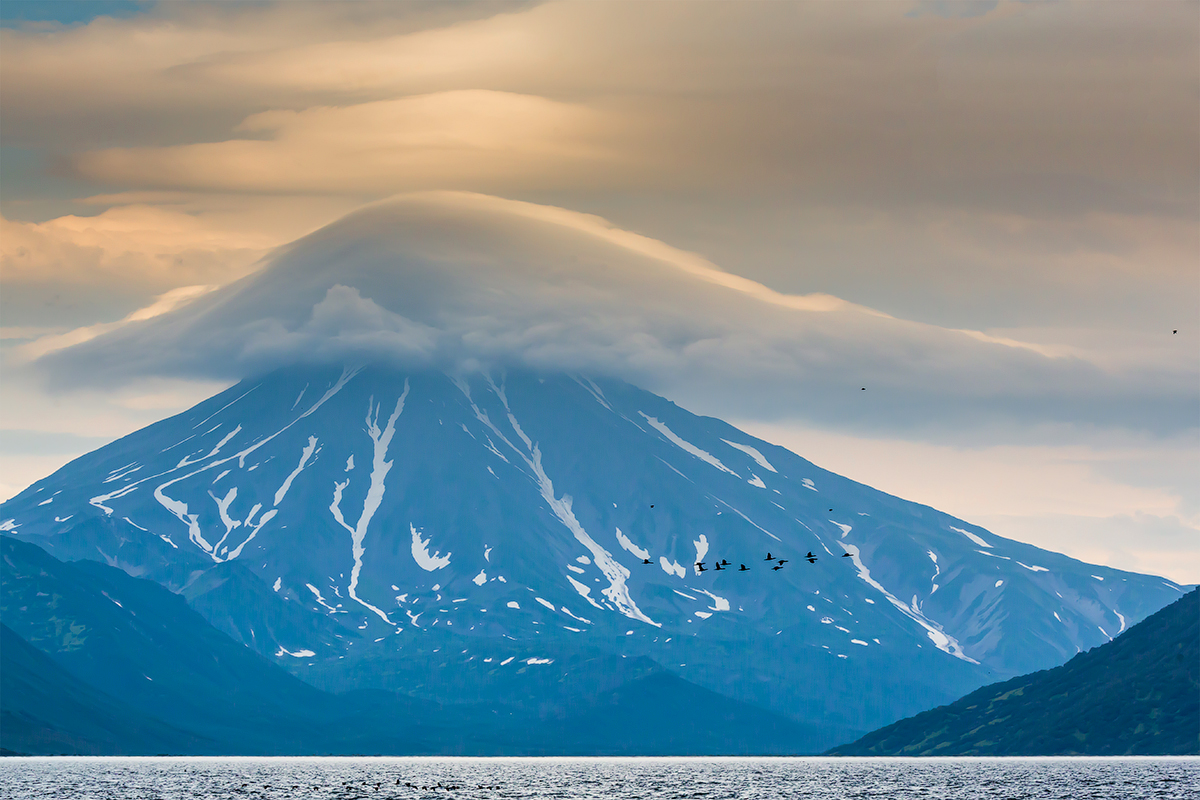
left=1, top=0, right=1197, bottom=581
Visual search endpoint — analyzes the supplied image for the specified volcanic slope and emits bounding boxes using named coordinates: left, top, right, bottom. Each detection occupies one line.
left=829, top=587, right=1199, bottom=755
left=1, top=366, right=1188, bottom=747
left=0, top=622, right=210, bottom=756
left=3, top=534, right=817, bottom=755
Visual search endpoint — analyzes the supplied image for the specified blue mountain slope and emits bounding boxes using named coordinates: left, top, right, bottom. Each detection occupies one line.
left=0, top=623, right=213, bottom=756
left=0, top=535, right=831, bottom=754
left=1, top=366, right=1187, bottom=743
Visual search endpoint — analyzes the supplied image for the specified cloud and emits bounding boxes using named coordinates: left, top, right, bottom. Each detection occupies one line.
left=4, top=1, right=1194, bottom=217
left=5, top=1, right=1194, bottom=354
left=75, top=91, right=622, bottom=194
left=0, top=204, right=271, bottom=326
left=0, top=194, right=363, bottom=327
left=11, top=284, right=216, bottom=363
left=32, top=192, right=1198, bottom=439
left=235, top=284, right=440, bottom=367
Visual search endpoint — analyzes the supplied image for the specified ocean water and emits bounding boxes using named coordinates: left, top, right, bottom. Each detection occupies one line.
left=0, top=756, right=1196, bottom=799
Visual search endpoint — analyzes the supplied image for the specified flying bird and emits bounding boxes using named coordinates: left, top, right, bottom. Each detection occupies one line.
left=841, top=552, right=852, bottom=558
left=777, top=559, right=789, bottom=565
left=807, top=556, right=818, bottom=564
left=642, top=558, right=652, bottom=565
left=714, top=562, right=725, bottom=571
left=772, top=564, right=784, bottom=571
left=764, top=552, right=775, bottom=561
left=739, top=564, right=749, bottom=571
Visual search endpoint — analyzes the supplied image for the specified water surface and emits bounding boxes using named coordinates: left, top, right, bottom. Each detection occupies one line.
left=1, top=756, right=1196, bottom=799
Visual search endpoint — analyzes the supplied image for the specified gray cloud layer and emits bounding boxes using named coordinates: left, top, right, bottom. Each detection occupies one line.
left=35, top=192, right=1197, bottom=438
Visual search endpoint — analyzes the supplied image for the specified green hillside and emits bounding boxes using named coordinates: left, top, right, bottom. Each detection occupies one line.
left=828, top=587, right=1198, bottom=755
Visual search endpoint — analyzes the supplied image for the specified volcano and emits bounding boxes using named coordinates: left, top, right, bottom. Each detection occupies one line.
left=1, top=365, right=1187, bottom=750
left=4, top=192, right=1190, bottom=751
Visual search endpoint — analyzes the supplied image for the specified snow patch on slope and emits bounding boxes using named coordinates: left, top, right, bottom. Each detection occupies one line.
left=721, top=439, right=777, bottom=473
left=950, top=525, right=991, bottom=548
left=659, top=558, right=686, bottom=578
left=276, top=647, right=316, bottom=658
left=639, top=413, right=738, bottom=477
left=695, top=589, right=730, bottom=612
left=615, top=527, right=650, bottom=560
left=410, top=525, right=451, bottom=571
left=275, top=436, right=318, bottom=506
left=566, top=575, right=604, bottom=609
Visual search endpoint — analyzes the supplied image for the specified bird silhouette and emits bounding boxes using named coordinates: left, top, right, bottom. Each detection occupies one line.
left=650, top=504, right=655, bottom=508
left=806, top=552, right=815, bottom=559
left=721, top=559, right=730, bottom=566
left=714, top=562, right=725, bottom=570
left=807, top=556, right=818, bottom=564
left=642, top=558, right=652, bottom=565
left=739, top=564, right=749, bottom=571
left=1174, top=330, right=1178, bottom=334
left=696, top=562, right=708, bottom=572
left=773, top=564, right=784, bottom=571
left=841, top=552, right=852, bottom=558
left=764, top=552, right=774, bottom=561
left=777, top=559, right=789, bottom=565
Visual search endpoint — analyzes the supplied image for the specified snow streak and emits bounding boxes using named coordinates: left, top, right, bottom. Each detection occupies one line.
left=456, top=375, right=659, bottom=626
left=329, top=383, right=409, bottom=624
left=639, top=413, right=738, bottom=476
left=838, top=524, right=977, bottom=664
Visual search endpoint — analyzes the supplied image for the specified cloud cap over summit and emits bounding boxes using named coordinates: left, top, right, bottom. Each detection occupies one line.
left=34, top=192, right=1196, bottom=437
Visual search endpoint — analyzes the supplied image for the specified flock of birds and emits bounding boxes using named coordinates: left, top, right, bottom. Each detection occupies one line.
left=637, top=505, right=854, bottom=574
left=639, top=548, right=852, bottom=574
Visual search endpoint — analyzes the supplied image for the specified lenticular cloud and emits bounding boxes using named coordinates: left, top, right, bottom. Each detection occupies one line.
left=34, top=192, right=1191, bottom=434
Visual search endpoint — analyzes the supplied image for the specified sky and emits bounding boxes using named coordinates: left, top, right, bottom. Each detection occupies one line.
left=0, top=0, right=1197, bottom=582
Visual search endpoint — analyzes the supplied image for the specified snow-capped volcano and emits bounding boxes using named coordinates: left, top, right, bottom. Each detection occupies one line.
left=5, top=192, right=1189, bottom=747
left=2, top=365, right=1186, bottom=743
